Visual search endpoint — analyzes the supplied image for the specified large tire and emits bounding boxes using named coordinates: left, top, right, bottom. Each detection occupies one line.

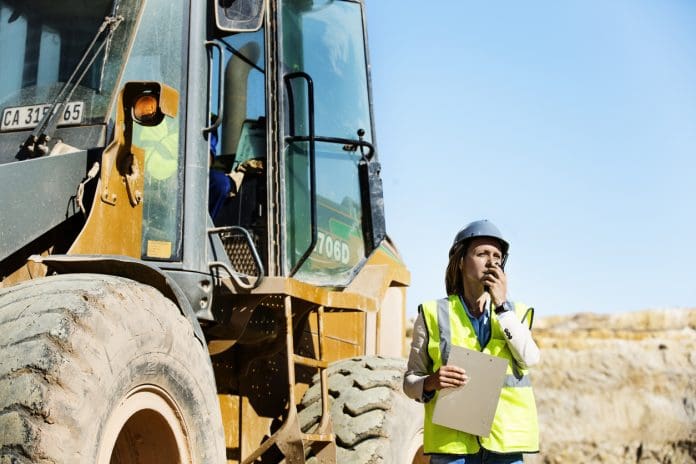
left=0, top=274, right=225, bottom=463
left=298, top=356, right=427, bottom=464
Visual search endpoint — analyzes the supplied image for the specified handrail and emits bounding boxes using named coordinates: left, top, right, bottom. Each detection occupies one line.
left=283, top=72, right=318, bottom=276
left=202, top=40, right=225, bottom=134
left=283, top=134, right=375, bottom=161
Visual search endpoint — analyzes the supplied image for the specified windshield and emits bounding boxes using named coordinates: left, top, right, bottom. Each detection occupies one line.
left=281, top=0, right=372, bottom=142
left=0, top=0, right=140, bottom=130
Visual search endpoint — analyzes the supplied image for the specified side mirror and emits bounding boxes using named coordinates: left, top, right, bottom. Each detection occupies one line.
left=215, top=0, right=265, bottom=33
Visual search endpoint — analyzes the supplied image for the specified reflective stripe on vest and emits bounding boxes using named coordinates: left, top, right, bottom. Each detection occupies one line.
left=437, top=298, right=452, bottom=364
left=504, top=374, right=532, bottom=388
left=421, top=295, right=539, bottom=455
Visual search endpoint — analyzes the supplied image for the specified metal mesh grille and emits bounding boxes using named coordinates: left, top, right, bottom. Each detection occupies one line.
left=220, top=230, right=261, bottom=277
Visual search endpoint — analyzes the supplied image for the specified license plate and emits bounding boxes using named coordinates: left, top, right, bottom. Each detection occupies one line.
left=1, top=101, right=85, bottom=131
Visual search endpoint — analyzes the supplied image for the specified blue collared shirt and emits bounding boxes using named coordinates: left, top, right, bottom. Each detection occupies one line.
left=459, top=295, right=491, bottom=348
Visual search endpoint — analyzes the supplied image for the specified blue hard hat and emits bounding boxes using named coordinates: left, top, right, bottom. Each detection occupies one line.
left=449, top=219, right=509, bottom=257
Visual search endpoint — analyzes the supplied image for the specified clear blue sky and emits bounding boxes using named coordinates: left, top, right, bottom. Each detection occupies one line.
left=365, top=1, right=696, bottom=317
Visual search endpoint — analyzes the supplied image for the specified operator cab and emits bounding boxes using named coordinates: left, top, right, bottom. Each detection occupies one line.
left=0, top=0, right=385, bottom=290
left=209, top=0, right=385, bottom=287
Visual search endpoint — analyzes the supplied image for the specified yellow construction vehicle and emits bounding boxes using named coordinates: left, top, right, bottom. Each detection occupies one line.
left=0, top=0, right=425, bottom=462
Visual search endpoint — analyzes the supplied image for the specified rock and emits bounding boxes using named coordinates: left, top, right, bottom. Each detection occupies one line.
left=528, top=308, right=696, bottom=464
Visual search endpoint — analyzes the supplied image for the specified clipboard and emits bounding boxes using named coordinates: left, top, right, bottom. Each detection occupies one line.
left=432, top=345, right=508, bottom=436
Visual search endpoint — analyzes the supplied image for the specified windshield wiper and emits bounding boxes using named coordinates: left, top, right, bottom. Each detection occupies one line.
left=17, top=15, right=123, bottom=159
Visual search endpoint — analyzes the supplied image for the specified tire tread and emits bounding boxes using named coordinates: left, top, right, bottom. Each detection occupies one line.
left=299, top=356, right=423, bottom=463
left=0, top=275, right=225, bottom=463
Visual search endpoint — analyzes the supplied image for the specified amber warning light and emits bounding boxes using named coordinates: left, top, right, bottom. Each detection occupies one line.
left=132, top=93, right=160, bottom=125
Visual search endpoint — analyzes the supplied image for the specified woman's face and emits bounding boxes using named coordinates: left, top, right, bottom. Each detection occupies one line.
left=461, top=237, right=504, bottom=288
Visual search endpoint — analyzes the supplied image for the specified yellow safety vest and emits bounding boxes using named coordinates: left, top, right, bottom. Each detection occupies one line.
left=420, top=295, right=539, bottom=455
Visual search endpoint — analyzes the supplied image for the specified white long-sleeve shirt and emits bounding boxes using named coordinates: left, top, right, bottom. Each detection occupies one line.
left=403, top=301, right=540, bottom=402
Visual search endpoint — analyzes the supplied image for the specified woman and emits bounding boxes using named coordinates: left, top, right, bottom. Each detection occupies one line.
left=404, top=220, right=540, bottom=464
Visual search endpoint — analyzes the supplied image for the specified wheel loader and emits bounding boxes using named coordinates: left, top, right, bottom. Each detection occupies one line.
left=0, top=0, right=426, bottom=462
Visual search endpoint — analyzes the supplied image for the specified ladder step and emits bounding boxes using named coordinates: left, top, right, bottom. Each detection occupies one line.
left=302, top=433, right=335, bottom=443
left=293, top=354, right=328, bottom=369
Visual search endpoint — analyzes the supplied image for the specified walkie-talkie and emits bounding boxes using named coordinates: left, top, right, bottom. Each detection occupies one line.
left=484, top=255, right=507, bottom=293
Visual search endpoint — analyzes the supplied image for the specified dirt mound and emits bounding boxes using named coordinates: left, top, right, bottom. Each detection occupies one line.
left=529, top=308, right=696, bottom=463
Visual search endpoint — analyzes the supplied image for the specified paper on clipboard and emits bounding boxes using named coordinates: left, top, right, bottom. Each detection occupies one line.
left=432, top=345, right=508, bottom=436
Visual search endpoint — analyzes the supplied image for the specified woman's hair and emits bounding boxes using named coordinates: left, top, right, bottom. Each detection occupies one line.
left=445, top=241, right=468, bottom=296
